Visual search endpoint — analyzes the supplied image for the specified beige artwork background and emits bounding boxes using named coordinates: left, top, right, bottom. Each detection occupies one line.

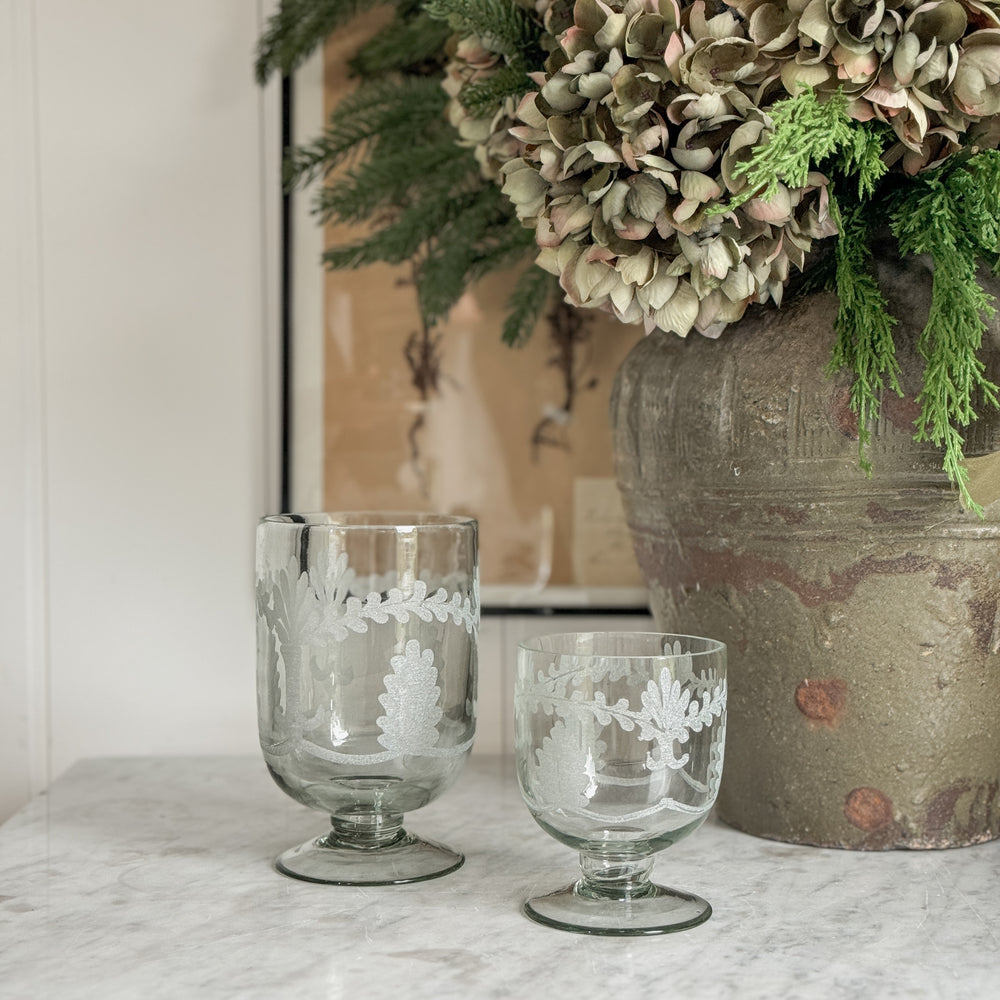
left=318, top=19, right=646, bottom=589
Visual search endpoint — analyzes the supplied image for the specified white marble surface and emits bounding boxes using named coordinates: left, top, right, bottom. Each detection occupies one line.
left=2, top=755, right=998, bottom=1000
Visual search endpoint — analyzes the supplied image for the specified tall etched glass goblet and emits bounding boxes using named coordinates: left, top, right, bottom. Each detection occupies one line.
left=256, top=512, right=478, bottom=884
left=515, top=632, right=727, bottom=934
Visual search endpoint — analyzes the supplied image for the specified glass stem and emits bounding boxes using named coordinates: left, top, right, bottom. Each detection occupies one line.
left=326, top=811, right=406, bottom=850
left=577, top=853, right=656, bottom=900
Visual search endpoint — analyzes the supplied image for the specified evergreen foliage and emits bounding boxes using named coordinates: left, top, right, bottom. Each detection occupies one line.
left=423, top=0, right=545, bottom=65
left=730, top=83, right=1000, bottom=510
left=836, top=123, right=890, bottom=201
left=255, top=0, right=384, bottom=83
left=458, top=64, right=536, bottom=116
left=731, top=88, right=855, bottom=206
left=889, top=151, right=1000, bottom=513
left=263, top=0, right=535, bottom=332
left=503, top=268, right=561, bottom=347
left=825, top=199, right=901, bottom=475
left=258, top=0, right=1000, bottom=509
left=284, top=76, right=449, bottom=187
left=349, top=10, right=452, bottom=77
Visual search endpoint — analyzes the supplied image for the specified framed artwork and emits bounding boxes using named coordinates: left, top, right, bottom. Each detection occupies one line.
left=286, top=21, right=647, bottom=608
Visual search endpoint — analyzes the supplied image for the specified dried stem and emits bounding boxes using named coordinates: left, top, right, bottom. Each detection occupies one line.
left=530, top=299, right=598, bottom=459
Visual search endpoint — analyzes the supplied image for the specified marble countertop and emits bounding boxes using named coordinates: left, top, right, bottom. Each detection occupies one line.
left=2, top=755, right=998, bottom=1000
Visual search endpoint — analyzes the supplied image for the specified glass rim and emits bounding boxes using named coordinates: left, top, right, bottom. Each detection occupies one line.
left=259, top=511, right=478, bottom=531
left=518, top=631, right=726, bottom=658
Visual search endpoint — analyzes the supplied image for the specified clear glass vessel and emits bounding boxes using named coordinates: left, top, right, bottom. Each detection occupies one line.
left=256, top=512, right=478, bottom=884
left=515, top=631, right=726, bottom=934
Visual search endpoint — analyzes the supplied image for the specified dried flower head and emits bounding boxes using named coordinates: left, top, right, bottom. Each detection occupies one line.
left=495, top=0, right=835, bottom=336
left=439, top=0, right=999, bottom=340
left=733, top=0, right=1000, bottom=171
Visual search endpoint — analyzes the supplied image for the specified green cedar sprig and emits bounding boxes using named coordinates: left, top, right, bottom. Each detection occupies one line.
left=730, top=88, right=853, bottom=206
left=714, top=86, right=889, bottom=216
left=719, top=83, right=1000, bottom=509
left=836, top=122, right=890, bottom=201
left=888, top=150, right=1000, bottom=513
left=824, top=198, right=901, bottom=475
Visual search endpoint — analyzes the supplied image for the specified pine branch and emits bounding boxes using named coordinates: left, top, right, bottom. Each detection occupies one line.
left=503, top=266, right=559, bottom=346
left=264, top=0, right=538, bottom=336
left=416, top=191, right=528, bottom=323
left=470, top=215, right=536, bottom=275
left=314, top=141, right=474, bottom=225
left=255, top=0, right=388, bottom=83
left=459, top=63, right=535, bottom=116
left=322, top=184, right=498, bottom=271
left=423, top=0, right=545, bottom=65
left=349, top=10, right=452, bottom=77
left=825, top=196, right=901, bottom=473
left=283, top=76, right=448, bottom=188
left=889, top=152, right=1000, bottom=513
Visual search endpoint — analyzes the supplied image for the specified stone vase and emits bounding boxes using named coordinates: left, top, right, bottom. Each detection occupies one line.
left=611, top=251, right=1000, bottom=849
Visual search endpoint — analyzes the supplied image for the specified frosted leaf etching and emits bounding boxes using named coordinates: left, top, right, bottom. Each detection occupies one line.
left=308, top=576, right=477, bottom=644
left=256, top=557, right=322, bottom=649
left=637, top=670, right=727, bottom=772
left=257, top=557, right=479, bottom=650
left=376, top=640, right=443, bottom=754
left=256, top=558, right=322, bottom=736
left=521, top=652, right=726, bottom=820
left=532, top=718, right=606, bottom=810
left=257, top=551, right=477, bottom=764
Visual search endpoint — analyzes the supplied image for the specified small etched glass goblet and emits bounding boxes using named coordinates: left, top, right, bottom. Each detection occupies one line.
left=256, top=512, right=478, bottom=884
left=515, top=631, right=727, bottom=934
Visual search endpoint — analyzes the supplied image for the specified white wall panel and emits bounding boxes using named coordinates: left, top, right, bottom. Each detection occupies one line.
left=0, top=1, right=282, bottom=820
left=0, top=0, right=653, bottom=824
left=36, top=0, right=281, bottom=779
left=0, top=0, right=51, bottom=823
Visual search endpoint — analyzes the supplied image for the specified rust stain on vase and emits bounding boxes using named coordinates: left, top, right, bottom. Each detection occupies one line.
left=844, top=787, right=894, bottom=832
left=639, top=541, right=992, bottom=617
left=924, top=780, right=972, bottom=840
left=881, top=392, right=922, bottom=433
left=968, top=598, right=1000, bottom=655
left=866, top=502, right=921, bottom=524
left=921, top=779, right=1000, bottom=846
left=829, top=387, right=860, bottom=439
left=765, top=505, right=809, bottom=526
left=794, top=678, right=847, bottom=727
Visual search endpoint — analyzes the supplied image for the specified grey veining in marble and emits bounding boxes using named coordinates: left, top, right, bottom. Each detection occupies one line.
left=1, top=755, right=999, bottom=1000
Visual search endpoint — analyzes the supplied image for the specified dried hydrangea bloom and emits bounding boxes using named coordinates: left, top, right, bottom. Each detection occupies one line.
left=441, top=34, right=525, bottom=180
left=439, top=0, right=574, bottom=180
left=440, top=0, right=998, bottom=340
left=953, top=25, right=1000, bottom=116
left=732, top=0, right=1000, bottom=171
left=499, top=0, right=835, bottom=337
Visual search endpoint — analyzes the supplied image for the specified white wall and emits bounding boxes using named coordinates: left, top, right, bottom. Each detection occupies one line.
left=0, top=0, right=283, bottom=821
left=0, top=1, right=654, bottom=824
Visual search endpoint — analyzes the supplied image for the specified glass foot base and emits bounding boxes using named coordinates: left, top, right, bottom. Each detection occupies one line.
left=275, top=831, right=464, bottom=885
left=524, top=882, right=712, bottom=936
